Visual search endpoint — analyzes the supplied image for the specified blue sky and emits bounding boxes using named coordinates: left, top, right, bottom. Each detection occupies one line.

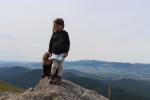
left=0, top=0, right=150, bottom=63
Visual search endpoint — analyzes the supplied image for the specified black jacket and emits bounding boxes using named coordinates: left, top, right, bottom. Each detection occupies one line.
left=48, top=30, right=70, bottom=54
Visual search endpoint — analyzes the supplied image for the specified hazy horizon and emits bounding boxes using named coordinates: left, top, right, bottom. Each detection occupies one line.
left=0, top=0, right=150, bottom=63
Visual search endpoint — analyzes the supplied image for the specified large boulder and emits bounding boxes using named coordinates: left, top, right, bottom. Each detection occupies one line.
left=0, top=79, right=108, bottom=100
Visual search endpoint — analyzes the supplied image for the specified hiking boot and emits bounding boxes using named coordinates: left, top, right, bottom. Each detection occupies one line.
left=41, top=74, right=47, bottom=78
left=49, top=75, right=55, bottom=84
left=53, top=76, right=61, bottom=85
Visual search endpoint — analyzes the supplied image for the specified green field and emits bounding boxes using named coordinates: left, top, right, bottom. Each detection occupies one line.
left=0, top=80, right=24, bottom=93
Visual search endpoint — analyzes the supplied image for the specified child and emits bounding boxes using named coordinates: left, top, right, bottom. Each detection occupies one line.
left=42, top=52, right=52, bottom=78
left=48, top=18, right=70, bottom=84
left=42, top=52, right=58, bottom=79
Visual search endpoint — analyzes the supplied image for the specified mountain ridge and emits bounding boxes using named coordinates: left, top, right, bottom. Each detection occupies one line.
left=0, top=80, right=24, bottom=93
left=0, top=79, right=108, bottom=100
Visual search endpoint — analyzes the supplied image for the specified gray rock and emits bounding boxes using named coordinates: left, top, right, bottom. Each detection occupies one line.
left=0, top=79, right=109, bottom=100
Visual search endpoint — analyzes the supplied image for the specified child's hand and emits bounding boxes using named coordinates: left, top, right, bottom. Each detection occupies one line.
left=48, top=53, right=52, bottom=57
left=64, top=53, right=68, bottom=57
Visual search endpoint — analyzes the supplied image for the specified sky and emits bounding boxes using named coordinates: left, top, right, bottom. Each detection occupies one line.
left=0, top=0, right=150, bottom=63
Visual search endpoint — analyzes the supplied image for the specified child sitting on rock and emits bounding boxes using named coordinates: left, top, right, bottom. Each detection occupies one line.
left=42, top=52, right=59, bottom=80
left=42, top=52, right=52, bottom=78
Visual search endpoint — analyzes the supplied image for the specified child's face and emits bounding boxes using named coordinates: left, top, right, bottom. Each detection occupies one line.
left=54, top=23, right=63, bottom=32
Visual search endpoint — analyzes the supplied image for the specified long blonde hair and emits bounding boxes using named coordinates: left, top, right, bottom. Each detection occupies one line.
left=43, top=52, right=49, bottom=61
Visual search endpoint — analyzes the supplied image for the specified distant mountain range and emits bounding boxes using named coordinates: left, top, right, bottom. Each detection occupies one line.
left=1, top=60, right=150, bottom=81
left=0, top=60, right=150, bottom=100
left=65, top=60, right=150, bottom=82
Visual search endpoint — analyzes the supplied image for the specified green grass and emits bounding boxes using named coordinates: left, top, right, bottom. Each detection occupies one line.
left=0, top=80, right=24, bottom=93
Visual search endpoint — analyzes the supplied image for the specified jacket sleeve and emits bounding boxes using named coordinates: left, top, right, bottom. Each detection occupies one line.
left=64, top=32, right=70, bottom=53
left=48, top=34, right=53, bottom=53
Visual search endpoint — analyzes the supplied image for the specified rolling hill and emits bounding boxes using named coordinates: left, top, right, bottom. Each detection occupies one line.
left=0, top=80, right=24, bottom=93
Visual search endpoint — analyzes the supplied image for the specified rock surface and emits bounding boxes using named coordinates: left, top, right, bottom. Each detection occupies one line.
left=0, top=79, right=109, bottom=100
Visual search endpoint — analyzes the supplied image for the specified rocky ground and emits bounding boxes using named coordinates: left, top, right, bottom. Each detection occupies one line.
left=0, top=79, right=108, bottom=100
